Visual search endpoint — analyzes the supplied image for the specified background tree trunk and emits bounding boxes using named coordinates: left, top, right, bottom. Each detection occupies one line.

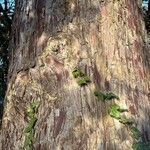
left=1, top=0, right=150, bottom=150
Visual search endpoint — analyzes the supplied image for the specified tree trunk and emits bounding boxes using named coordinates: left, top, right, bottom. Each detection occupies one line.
left=1, top=0, right=150, bottom=150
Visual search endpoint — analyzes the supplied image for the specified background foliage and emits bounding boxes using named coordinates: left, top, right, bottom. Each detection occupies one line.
left=0, top=0, right=14, bottom=123
left=143, top=0, right=150, bottom=33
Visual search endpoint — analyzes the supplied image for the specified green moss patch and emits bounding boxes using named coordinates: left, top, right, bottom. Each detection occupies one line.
left=108, top=104, right=131, bottom=125
left=132, top=143, right=150, bottom=150
left=23, top=101, right=40, bottom=150
left=94, top=91, right=119, bottom=102
left=77, top=76, right=91, bottom=86
left=72, top=68, right=91, bottom=86
left=94, top=91, right=106, bottom=102
left=119, top=117, right=133, bottom=125
left=130, top=127, right=141, bottom=140
left=72, top=69, right=84, bottom=78
left=108, top=104, right=122, bottom=119
left=24, top=117, right=37, bottom=133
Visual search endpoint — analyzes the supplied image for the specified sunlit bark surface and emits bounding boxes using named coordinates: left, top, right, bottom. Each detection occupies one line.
left=1, top=0, right=150, bottom=150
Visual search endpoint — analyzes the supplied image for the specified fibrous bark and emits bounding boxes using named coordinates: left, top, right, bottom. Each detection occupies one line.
left=1, top=0, right=150, bottom=150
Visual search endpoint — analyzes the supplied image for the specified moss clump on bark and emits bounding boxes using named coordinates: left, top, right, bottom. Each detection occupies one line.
left=72, top=68, right=91, bottom=86
left=24, top=129, right=35, bottom=150
left=72, top=67, right=148, bottom=149
left=132, top=143, right=150, bottom=150
left=77, top=76, right=91, bottom=86
left=108, top=104, right=128, bottom=118
left=130, top=127, right=150, bottom=150
left=119, top=117, right=133, bottom=125
left=72, top=69, right=84, bottom=78
left=108, top=104, right=132, bottom=125
left=105, top=92, right=119, bottom=100
left=130, top=127, right=141, bottom=140
left=24, top=117, right=37, bottom=133
left=23, top=101, right=40, bottom=150
left=94, top=91, right=119, bottom=101
left=94, top=91, right=106, bottom=101
left=108, top=104, right=122, bottom=119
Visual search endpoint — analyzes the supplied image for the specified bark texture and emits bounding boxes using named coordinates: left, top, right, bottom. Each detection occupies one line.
left=1, top=0, right=150, bottom=150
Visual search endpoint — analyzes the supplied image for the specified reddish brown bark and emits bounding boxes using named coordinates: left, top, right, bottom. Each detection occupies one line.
left=0, top=0, right=150, bottom=150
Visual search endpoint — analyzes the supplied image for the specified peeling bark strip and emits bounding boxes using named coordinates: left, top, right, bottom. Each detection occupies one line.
left=1, top=0, right=150, bottom=150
